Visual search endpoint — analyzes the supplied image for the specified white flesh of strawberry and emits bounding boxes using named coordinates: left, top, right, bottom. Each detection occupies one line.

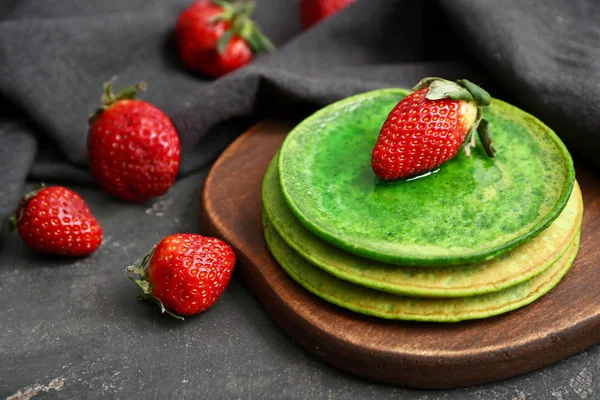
left=459, top=100, right=480, bottom=156
left=459, top=100, right=479, bottom=132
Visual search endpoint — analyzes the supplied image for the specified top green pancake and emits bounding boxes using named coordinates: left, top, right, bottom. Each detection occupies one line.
left=278, top=89, right=575, bottom=266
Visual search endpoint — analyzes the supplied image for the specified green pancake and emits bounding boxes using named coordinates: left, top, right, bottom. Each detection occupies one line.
left=263, top=156, right=583, bottom=297
left=278, top=89, right=575, bottom=266
left=263, top=214, right=580, bottom=322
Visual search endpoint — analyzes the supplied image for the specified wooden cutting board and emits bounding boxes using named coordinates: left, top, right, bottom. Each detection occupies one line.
left=199, top=119, right=600, bottom=389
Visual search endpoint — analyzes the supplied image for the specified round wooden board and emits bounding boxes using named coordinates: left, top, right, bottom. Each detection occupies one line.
left=200, top=119, right=600, bottom=389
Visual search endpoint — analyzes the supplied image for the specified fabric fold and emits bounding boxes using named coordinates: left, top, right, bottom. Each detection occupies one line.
left=0, top=0, right=597, bottom=228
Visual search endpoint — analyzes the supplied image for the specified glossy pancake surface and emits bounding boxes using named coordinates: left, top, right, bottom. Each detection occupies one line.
left=263, top=157, right=583, bottom=297
left=263, top=215, right=580, bottom=322
left=278, top=89, right=575, bottom=266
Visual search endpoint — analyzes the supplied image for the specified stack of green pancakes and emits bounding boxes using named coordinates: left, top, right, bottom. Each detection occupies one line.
left=262, top=89, right=581, bottom=322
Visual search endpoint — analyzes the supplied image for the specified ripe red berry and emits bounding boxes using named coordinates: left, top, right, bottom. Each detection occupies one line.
left=176, top=0, right=273, bottom=78
left=372, top=78, right=495, bottom=180
left=299, top=0, right=357, bottom=29
left=127, top=234, right=236, bottom=319
left=87, top=81, right=180, bottom=203
left=8, top=185, right=103, bottom=256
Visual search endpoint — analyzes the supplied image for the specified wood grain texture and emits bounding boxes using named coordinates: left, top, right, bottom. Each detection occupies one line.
left=199, top=119, right=600, bottom=389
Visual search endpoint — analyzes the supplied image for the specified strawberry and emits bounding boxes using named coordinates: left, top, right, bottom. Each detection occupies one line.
left=176, top=0, right=273, bottom=78
left=371, top=78, right=495, bottom=180
left=127, top=234, right=236, bottom=319
left=7, top=185, right=103, bottom=256
left=299, top=0, right=357, bottom=29
left=87, top=80, right=181, bottom=203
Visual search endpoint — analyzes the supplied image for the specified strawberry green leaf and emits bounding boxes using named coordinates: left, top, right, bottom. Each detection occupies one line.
left=426, top=80, right=473, bottom=102
left=89, top=80, right=147, bottom=125
left=457, top=79, right=491, bottom=107
left=126, top=265, right=147, bottom=279
left=146, top=290, right=185, bottom=320
left=129, top=275, right=151, bottom=295
left=209, top=14, right=227, bottom=23
left=412, top=77, right=445, bottom=91
left=25, top=183, right=45, bottom=200
left=235, top=1, right=256, bottom=18
left=252, top=28, right=275, bottom=52
left=126, top=247, right=155, bottom=295
left=140, top=247, right=155, bottom=269
left=211, top=0, right=234, bottom=7
left=6, top=215, right=18, bottom=233
left=161, top=304, right=185, bottom=320
left=216, top=30, right=235, bottom=54
left=215, top=1, right=274, bottom=55
left=7, top=183, right=46, bottom=233
left=114, top=82, right=147, bottom=102
left=126, top=247, right=185, bottom=320
left=477, top=119, right=496, bottom=157
left=101, top=78, right=116, bottom=105
left=245, top=36, right=261, bottom=53
left=237, top=19, right=274, bottom=53
left=209, top=3, right=235, bottom=24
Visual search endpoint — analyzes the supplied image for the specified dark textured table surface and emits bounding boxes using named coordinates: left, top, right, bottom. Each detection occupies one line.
left=2, top=170, right=599, bottom=399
